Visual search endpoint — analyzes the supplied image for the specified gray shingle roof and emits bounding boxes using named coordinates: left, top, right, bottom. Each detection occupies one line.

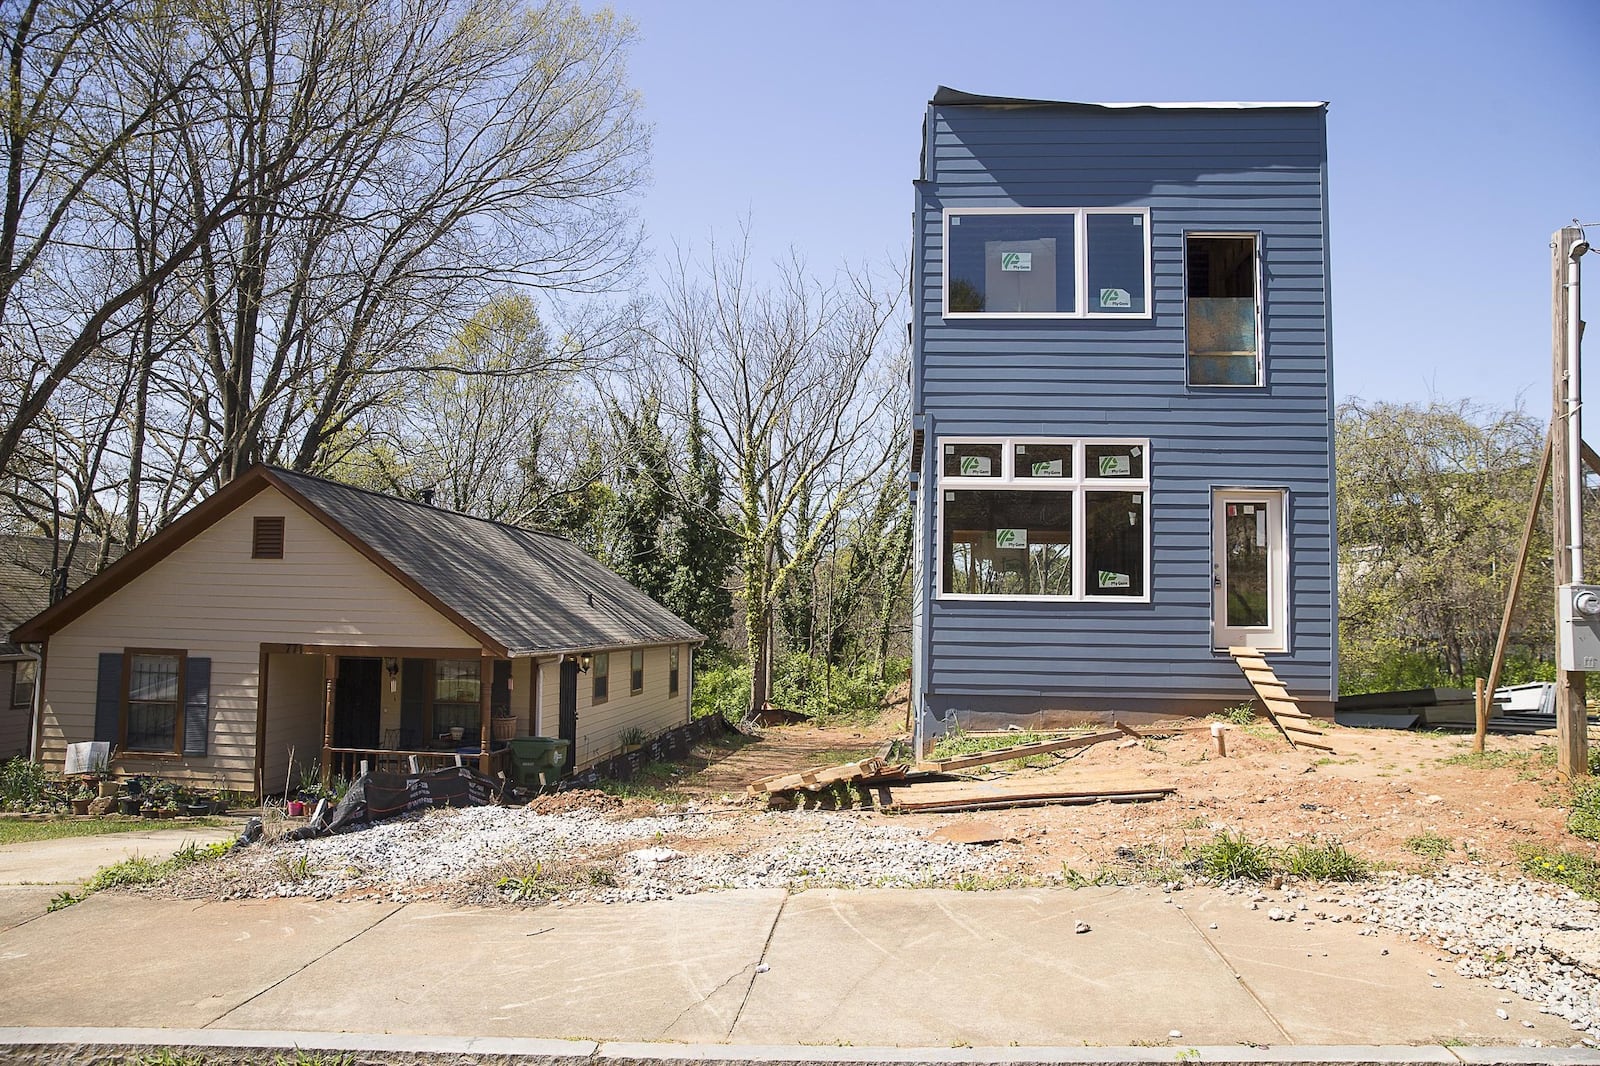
left=271, top=468, right=704, bottom=656
left=0, top=536, right=112, bottom=655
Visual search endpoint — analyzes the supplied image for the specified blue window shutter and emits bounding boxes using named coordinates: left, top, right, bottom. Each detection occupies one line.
left=183, top=657, right=210, bottom=756
left=94, top=653, right=121, bottom=745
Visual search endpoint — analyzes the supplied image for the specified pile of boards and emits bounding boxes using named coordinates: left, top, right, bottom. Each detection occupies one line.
left=745, top=725, right=1174, bottom=814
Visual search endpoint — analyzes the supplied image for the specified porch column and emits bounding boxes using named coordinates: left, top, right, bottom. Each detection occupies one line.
left=321, top=654, right=336, bottom=789
left=479, top=651, right=493, bottom=775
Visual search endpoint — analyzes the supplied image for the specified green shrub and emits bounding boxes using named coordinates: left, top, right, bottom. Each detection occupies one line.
left=771, top=651, right=893, bottom=724
left=1567, top=780, right=1600, bottom=842
left=691, top=652, right=751, bottom=722
left=0, top=757, right=65, bottom=812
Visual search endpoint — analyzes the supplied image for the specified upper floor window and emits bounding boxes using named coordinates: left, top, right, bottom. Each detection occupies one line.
left=943, top=208, right=1150, bottom=319
left=1186, top=233, right=1261, bottom=386
left=940, top=438, right=1149, bottom=601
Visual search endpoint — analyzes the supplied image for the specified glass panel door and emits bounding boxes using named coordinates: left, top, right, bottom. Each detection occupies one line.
left=1212, top=490, right=1287, bottom=651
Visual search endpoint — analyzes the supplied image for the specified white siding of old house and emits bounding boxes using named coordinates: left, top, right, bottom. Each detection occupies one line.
left=260, top=653, right=328, bottom=797
left=536, top=643, right=692, bottom=769
left=39, top=486, right=480, bottom=794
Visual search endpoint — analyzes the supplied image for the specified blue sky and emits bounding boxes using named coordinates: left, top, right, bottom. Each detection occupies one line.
left=618, top=0, right=1597, bottom=411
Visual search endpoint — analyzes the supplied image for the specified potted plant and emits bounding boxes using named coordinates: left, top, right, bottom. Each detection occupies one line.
left=69, top=781, right=93, bottom=816
left=491, top=704, right=518, bottom=742
left=619, top=726, right=647, bottom=754
left=181, top=790, right=211, bottom=818
left=117, top=779, right=143, bottom=817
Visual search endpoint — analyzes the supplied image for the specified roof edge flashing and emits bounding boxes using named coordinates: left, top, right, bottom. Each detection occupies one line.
left=929, top=86, right=1326, bottom=110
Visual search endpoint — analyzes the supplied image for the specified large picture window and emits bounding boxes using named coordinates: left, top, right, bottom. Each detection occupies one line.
left=944, top=208, right=1150, bottom=319
left=431, top=658, right=481, bottom=736
left=939, top=438, right=1149, bottom=600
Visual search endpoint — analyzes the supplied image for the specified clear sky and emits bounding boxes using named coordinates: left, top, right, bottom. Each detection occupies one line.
left=616, top=0, right=1598, bottom=412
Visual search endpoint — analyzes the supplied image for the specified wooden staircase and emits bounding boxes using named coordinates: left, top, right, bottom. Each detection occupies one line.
left=1228, top=646, right=1334, bottom=753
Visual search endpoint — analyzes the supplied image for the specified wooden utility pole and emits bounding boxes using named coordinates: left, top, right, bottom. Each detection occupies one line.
left=1553, top=225, right=1589, bottom=778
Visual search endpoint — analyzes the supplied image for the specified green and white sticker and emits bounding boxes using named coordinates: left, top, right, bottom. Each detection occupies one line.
left=1097, top=570, right=1131, bottom=589
left=959, top=455, right=991, bottom=476
left=1099, top=288, right=1131, bottom=308
left=995, top=528, right=1028, bottom=548
left=1000, top=251, right=1032, bottom=272
left=1031, top=459, right=1063, bottom=477
left=1098, top=455, right=1131, bottom=476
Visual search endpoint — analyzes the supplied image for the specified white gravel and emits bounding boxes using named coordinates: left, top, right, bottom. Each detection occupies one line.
left=1343, top=868, right=1600, bottom=1039
left=192, top=804, right=1007, bottom=904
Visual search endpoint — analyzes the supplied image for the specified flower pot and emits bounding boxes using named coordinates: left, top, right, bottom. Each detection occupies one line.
left=286, top=800, right=306, bottom=817
left=97, top=780, right=117, bottom=799
left=492, top=717, right=518, bottom=742
left=71, top=797, right=93, bottom=816
left=183, top=802, right=210, bottom=817
left=117, top=797, right=142, bottom=817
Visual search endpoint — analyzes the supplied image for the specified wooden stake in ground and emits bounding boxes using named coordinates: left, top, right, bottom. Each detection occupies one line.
left=1474, top=677, right=1487, bottom=755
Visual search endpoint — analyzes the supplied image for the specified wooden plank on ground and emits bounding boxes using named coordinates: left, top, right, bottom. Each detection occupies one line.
left=885, top=780, right=1175, bottom=813
left=911, top=729, right=1123, bottom=773
left=747, top=756, right=897, bottom=796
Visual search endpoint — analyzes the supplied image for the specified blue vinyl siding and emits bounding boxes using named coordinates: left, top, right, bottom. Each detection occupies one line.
left=911, top=99, right=1335, bottom=718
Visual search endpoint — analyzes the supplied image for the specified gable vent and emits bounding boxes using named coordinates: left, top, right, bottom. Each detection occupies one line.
left=252, top=516, right=285, bottom=559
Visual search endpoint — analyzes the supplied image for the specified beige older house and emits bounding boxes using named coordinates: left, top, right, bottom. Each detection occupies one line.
left=13, top=466, right=703, bottom=797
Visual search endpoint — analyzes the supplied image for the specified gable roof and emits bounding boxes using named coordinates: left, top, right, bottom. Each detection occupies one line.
left=13, top=466, right=704, bottom=657
left=0, top=535, right=115, bottom=655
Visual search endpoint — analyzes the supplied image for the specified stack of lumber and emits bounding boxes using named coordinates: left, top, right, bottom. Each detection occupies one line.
left=745, top=756, right=905, bottom=797
left=1229, top=647, right=1334, bottom=753
left=881, top=776, right=1174, bottom=814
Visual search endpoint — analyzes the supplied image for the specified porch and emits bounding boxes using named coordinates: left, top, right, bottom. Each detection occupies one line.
left=260, top=644, right=547, bottom=794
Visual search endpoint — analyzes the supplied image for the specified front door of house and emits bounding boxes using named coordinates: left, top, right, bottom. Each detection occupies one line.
left=557, top=658, right=579, bottom=777
left=334, top=656, right=383, bottom=750
left=1211, top=490, right=1288, bottom=652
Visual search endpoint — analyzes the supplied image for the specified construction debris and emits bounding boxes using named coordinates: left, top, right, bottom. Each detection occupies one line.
left=930, top=821, right=1015, bottom=845
left=882, top=778, right=1174, bottom=814
left=745, top=755, right=905, bottom=797
left=1228, top=647, right=1335, bottom=753
left=911, top=727, right=1129, bottom=773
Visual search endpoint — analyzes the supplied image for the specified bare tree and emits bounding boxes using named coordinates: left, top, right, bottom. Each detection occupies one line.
left=648, top=238, right=906, bottom=712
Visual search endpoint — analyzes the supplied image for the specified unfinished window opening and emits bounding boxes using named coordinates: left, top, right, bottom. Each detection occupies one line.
left=1186, top=234, right=1260, bottom=386
left=252, top=516, right=285, bottom=558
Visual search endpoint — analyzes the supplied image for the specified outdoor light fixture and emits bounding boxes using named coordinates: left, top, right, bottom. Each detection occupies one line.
left=579, top=652, right=593, bottom=673
left=385, top=657, right=399, bottom=693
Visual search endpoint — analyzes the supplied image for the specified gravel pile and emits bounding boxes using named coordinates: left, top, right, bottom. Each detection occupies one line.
left=1343, top=868, right=1600, bottom=1038
left=185, top=804, right=1006, bottom=904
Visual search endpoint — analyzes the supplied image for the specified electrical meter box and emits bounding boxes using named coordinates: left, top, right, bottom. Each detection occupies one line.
left=1558, top=583, right=1600, bottom=671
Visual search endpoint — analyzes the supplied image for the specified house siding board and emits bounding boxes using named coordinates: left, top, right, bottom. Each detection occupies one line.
left=913, top=100, right=1335, bottom=718
left=39, top=487, right=478, bottom=793
left=538, top=643, right=691, bottom=770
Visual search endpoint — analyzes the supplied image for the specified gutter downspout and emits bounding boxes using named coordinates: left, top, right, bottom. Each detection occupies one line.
left=22, top=643, right=43, bottom=763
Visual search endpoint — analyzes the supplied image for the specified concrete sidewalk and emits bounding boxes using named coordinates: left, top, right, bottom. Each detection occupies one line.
left=0, top=822, right=239, bottom=932
left=0, top=885, right=1590, bottom=1053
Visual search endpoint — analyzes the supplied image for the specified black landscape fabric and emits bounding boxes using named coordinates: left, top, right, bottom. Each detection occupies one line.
left=286, top=766, right=508, bottom=840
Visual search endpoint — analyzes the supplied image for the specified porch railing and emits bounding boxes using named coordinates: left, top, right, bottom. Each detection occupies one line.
left=326, top=746, right=510, bottom=782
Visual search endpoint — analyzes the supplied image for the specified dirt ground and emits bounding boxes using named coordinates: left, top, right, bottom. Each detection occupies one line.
left=655, top=708, right=1599, bottom=880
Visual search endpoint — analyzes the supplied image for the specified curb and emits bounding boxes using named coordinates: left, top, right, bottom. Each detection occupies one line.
left=0, top=1029, right=1597, bottom=1066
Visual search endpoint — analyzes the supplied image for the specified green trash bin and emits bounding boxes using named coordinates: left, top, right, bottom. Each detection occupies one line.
left=507, top=736, right=570, bottom=793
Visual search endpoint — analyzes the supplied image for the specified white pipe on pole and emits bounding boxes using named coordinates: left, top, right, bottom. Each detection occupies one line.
left=1571, top=245, right=1586, bottom=581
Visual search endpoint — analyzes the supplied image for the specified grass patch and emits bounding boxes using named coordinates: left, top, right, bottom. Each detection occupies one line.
left=126, top=1053, right=353, bottom=1066
left=1517, top=843, right=1600, bottom=900
left=1191, top=830, right=1275, bottom=880
left=591, top=761, right=689, bottom=804
left=0, top=815, right=231, bottom=846
left=1281, top=839, right=1370, bottom=880
left=51, top=838, right=232, bottom=911
left=1403, top=832, right=1456, bottom=861
left=1441, top=748, right=1538, bottom=770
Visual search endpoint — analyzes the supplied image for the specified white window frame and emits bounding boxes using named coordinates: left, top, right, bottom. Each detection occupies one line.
left=942, top=207, right=1153, bottom=321
left=1183, top=230, right=1265, bottom=389
left=937, top=436, right=1152, bottom=603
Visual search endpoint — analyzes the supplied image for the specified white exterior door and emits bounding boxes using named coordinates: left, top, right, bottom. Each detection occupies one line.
left=1212, top=489, right=1288, bottom=652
